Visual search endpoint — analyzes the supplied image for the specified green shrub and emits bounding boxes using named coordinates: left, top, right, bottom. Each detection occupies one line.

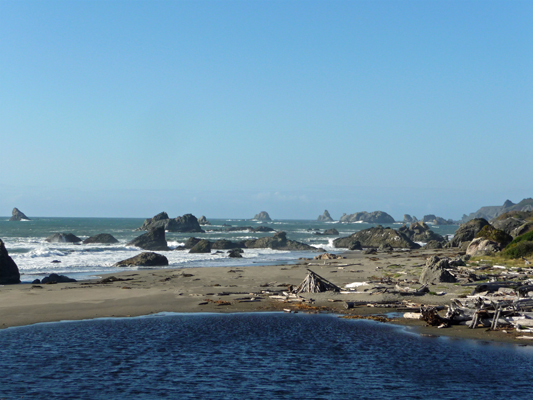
left=475, top=225, right=512, bottom=246
left=507, top=231, right=533, bottom=247
left=502, top=241, right=533, bottom=259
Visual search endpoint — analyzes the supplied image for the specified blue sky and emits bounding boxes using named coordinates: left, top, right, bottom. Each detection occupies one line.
left=1, top=0, right=532, bottom=220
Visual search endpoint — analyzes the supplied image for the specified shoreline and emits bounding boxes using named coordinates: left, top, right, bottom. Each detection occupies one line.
left=1, top=248, right=532, bottom=345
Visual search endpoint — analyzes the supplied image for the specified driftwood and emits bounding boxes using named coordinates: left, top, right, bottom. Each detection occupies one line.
left=420, top=306, right=448, bottom=327
left=294, top=269, right=341, bottom=294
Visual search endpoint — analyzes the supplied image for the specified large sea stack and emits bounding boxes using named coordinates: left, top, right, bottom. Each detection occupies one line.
left=9, top=208, right=30, bottom=221
left=0, top=239, right=20, bottom=284
left=127, top=227, right=169, bottom=251
left=254, top=211, right=272, bottom=221
left=317, top=210, right=334, bottom=222
left=339, top=211, right=395, bottom=224
left=137, top=212, right=204, bottom=233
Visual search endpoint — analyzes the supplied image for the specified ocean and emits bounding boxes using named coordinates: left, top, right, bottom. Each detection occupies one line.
left=0, top=216, right=458, bottom=282
left=1, top=312, right=531, bottom=399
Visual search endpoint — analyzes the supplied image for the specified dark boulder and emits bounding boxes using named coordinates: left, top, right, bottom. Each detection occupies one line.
left=0, top=239, right=20, bottom=284
left=333, top=226, right=420, bottom=249
left=189, top=239, right=212, bottom=254
left=323, top=228, right=339, bottom=235
left=41, top=273, right=77, bottom=284
left=420, top=256, right=457, bottom=284
left=137, top=212, right=204, bottom=233
left=228, top=248, right=244, bottom=258
left=398, top=222, right=445, bottom=243
left=317, top=210, right=334, bottom=222
left=9, top=208, right=30, bottom=221
left=253, top=226, right=275, bottom=232
left=45, top=233, right=82, bottom=243
left=348, top=241, right=362, bottom=251
left=184, top=237, right=202, bottom=249
left=254, top=211, right=272, bottom=221
left=114, top=252, right=169, bottom=267
left=450, top=218, right=490, bottom=247
left=212, top=239, right=241, bottom=250
left=82, top=233, right=119, bottom=244
left=127, top=227, right=169, bottom=251
left=378, top=243, right=393, bottom=252
left=244, top=231, right=316, bottom=251
left=423, top=240, right=443, bottom=249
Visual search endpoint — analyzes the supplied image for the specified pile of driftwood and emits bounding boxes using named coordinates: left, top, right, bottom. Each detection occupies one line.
left=293, top=269, right=341, bottom=294
left=419, top=281, right=533, bottom=334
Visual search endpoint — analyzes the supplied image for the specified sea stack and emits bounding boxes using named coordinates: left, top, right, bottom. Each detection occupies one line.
left=0, top=239, right=21, bottom=284
left=254, top=211, right=272, bottom=221
left=317, top=210, right=334, bottom=222
left=9, top=208, right=30, bottom=221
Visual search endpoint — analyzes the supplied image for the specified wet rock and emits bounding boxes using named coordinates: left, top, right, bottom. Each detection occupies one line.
left=41, top=273, right=77, bottom=284
left=244, top=231, right=316, bottom=251
left=378, top=243, right=393, bottom=252
left=127, top=227, right=169, bottom=251
left=82, top=233, right=119, bottom=244
left=212, top=239, right=242, bottom=250
left=228, top=248, right=244, bottom=258
left=323, top=228, right=339, bottom=235
left=137, top=212, right=204, bottom=233
left=0, top=239, right=20, bottom=284
left=114, top=252, right=169, bottom=267
left=45, top=233, right=82, bottom=243
left=189, top=239, right=212, bottom=254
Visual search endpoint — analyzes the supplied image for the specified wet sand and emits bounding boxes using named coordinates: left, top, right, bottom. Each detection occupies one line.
left=1, top=248, right=531, bottom=345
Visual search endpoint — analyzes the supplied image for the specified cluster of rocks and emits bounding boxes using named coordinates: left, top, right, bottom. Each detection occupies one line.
left=32, top=274, right=77, bottom=284
left=333, top=225, right=420, bottom=250
left=207, top=226, right=275, bottom=233
left=403, top=214, right=455, bottom=225
left=44, top=232, right=119, bottom=244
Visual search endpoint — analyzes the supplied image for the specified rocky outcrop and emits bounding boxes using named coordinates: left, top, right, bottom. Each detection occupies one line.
left=189, top=239, right=212, bottom=254
left=398, top=222, right=445, bottom=243
left=127, top=227, right=169, bottom=251
left=449, top=218, right=490, bottom=247
left=228, top=248, right=243, bottom=258
left=254, top=211, right=272, bottom=221
left=114, top=252, right=169, bottom=267
left=317, top=210, right=334, bottom=222
left=403, top=214, right=418, bottom=223
left=137, top=212, right=204, bottom=233
left=37, top=274, right=77, bottom=284
left=421, top=215, right=453, bottom=225
left=244, top=231, right=316, bottom=251
left=198, top=216, right=211, bottom=225
left=466, top=238, right=501, bottom=257
left=183, top=237, right=201, bottom=249
left=212, top=239, right=242, bottom=250
left=45, top=233, right=82, bottom=243
left=0, top=239, right=20, bottom=284
left=474, top=225, right=512, bottom=247
left=339, top=211, right=395, bottom=224
left=334, top=226, right=420, bottom=249
left=491, top=217, right=526, bottom=236
left=420, top=256, right=456, bottom=284
left=463, top=198, right=533, bottom=222
left=9, top=208, right=30, bottom=221
left=511, top=222, right=533, bottom=238
left=82, top=234, right=119, bottom=244
left=323, top=228, right=339, bottom=235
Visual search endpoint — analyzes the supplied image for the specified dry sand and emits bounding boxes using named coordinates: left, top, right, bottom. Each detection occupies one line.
left=0, top=248, right=531, bottom=345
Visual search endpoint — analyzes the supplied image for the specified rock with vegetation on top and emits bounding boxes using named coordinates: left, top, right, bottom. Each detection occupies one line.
left=339, top=211, right=395, bottom=224
left=82, top=233, right=119, bottom=244
left=189, top=239, right=212, bottom=254
left=420, top=256, right=457, bottom=284
left=511, top=222, right=533, bottom=238
left=0, top=239, right=20, bottom=284
left=45, top=233, right=82, bottom=243
left=333, top=226, right=420, bottom=249
left=127, top=227, right=169, bottom=251
left=317, top=210, right=334, bottom=222
left=491, top=217, right=527, bottom=236
left=474, top=225, right=512, bottom=247
left=254, top=211, right=272, bottom=221
left=9, top=208, right=31, bottom=221
left=449, top=218, right=489, bottom=247
left=114, top=252, right=169, bottom=267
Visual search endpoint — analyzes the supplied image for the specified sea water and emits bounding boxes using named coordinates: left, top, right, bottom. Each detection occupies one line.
left=0, top=217, right=458, bottom=282
left=0, top=313, right=531, bottom=399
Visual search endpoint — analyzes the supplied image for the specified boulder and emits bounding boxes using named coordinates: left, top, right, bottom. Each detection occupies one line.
left=228, top=248, right=244, bottom=258
left=198, top=216, right=211, bottom=225
left=474, top=225, right=512, bottom=247
left=348, top=241, right=362, bottom=251
left=333, top=226, right=420, bottom=249
left=420, top=256, right=457, bottom=284
left=317, top=210, right=334, bottom=222
left=127, top=227, right=169, bottom=251
left=0, top=239, right=20, bottom=284
left=254, top=211, right=272, bottom=221
left=45, top=233, right=82, bottom=243
left=378, top=243, right=393, bottom=252
left=137, top=212, right=204, bottom=233
left=114, top=252, right=169, bottom=267
left=189, top=239, right=212, bottom=254
left=184, top=237, right=202, bottom=249
left=82, top=233, right=119, bottom=244
left=339, top=211, right=395, bottom=224
left=449, top=218, right=490, bottom=247
left=398, top=222, right=445, bottom=243
left=253, top=226, right=275, bottom=232
left=41, top=274, right=77, bottom=284
left=466, top=238, right=501, bottom=257
left=323, top=228, right=339, bottom=235
left=244, top=231, right=316, bottom=251
left=9, top=208, right=30, bottom=221
left=212, top=239, right=242, bottom=250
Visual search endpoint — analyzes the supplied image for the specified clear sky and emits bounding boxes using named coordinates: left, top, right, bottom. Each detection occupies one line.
left=1, top=0, right=532, bottom=220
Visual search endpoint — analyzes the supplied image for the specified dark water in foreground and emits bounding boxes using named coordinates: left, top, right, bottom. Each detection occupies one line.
left=1, top=313, right=531, bottom=399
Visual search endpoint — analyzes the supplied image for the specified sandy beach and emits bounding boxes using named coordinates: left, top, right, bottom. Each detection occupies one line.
left=1, top=248, right=530, bottom=345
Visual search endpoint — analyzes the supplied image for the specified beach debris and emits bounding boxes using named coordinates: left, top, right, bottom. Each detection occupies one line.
left=340, top=315, right=392, bottom=323
left=314, top=253, right=344, bottom=260
left=420, top=306, right=449, bottom=327
left=293, top=269, right=341, bottom=294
